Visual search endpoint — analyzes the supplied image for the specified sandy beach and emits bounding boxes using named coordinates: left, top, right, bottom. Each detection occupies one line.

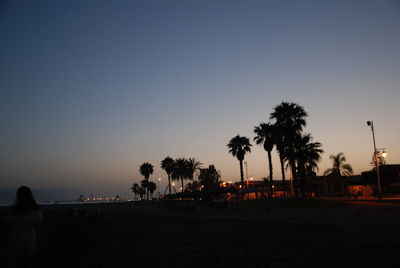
left=1, top=199, right=399, bottom=267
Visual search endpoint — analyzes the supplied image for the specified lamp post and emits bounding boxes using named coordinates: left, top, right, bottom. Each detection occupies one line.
left=366, top=121, right=382, bottom=198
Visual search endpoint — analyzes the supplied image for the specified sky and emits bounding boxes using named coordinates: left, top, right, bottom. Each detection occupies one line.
left=1, top=0, right=400, bottom=197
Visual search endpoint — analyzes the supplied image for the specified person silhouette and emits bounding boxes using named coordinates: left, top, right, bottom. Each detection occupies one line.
left=5, top=186, right=43, bottom=268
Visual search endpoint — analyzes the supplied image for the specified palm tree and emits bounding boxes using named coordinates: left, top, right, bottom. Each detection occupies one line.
left=138, top=186, right=145, bottom=200
left=131, top=183, right=140, bottom=200
left=140, top=179, right=149, bottom=200
left=147, top=181, right=157, bottom=199
left=186, top=157, right=202, bottom=182
left=161, top=156, right=175, bottom=195
left=172, top=157, right=188, bottom=192
left=139, top=162, right=154, bottom=200
left=293, top=133, right=323, bottom=197
left=324, top=152, right=353, bottom=177
left=227, top=135, right=252, bottom=187
left=270, top=102, right=307, bottom=133
left=270, top=102, right=308, bottom=197
left=199, top=164, right=221, bottom=196
left=254, top=122, right=275, bottom=198
left=274, top=125, right=288, bottom=197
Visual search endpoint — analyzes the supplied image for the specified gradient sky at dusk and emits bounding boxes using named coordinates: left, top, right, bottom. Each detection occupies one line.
left=1, top=0, right=400, bottom=196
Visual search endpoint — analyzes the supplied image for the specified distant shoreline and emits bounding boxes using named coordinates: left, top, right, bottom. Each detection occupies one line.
left=0, top=200, right=135, bottom=208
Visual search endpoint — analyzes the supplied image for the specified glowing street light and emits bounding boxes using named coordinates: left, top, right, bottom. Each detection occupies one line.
left=247, top=177, right=253, bottom=187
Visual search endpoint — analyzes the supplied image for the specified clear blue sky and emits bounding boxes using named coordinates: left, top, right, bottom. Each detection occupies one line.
left=1, top=0, right=400, bottom=196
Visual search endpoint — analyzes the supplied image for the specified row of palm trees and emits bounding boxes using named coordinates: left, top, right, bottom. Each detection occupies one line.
left=227, top=102, right=324, bottom=198
left=131, top=162, right=158, bottom=200
left=132, top=157, right=204, bottom=199
left=161, top=157, right=203, bottom=194
left=132, top=101, right=354, bottom=200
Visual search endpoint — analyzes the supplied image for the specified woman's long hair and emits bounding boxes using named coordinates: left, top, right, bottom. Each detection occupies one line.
left=12, top=186, right=39, bottom=213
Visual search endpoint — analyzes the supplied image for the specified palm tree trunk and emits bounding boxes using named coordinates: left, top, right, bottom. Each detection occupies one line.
left=239, top=160, right=244, bottom=187
left=298, top=162, right=306, bottom=198
left=239, top=160, right=244, bottom=200
left=181, top=175, right=184, bottom=193
left=279, top=154, right=286, bottom=198
left=290, top=159, right=298, bottom=198
left=268, top=150, right=273, bottom=198
left=168, top=174, right=172, bottom=195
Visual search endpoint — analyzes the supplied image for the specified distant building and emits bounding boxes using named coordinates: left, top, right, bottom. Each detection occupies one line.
left=223, top=165, right=400, bottom=199
left=361, top=164, right=400, bottom=194
left=316, top=164, right=400, bottom=197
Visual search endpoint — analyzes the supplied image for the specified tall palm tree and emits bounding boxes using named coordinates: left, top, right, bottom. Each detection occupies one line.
left=139, top=162, right=154, bottom=200
left=293, top=133, right=323, bottom=197
left=138, top=186, right=145, bottom=200
left=274, top=125, right=288, bottom=197
left=140, top=179, right=149, bottom=200
left=324, top=152, right=353, bottom=177
left=186, top=157, right=202, bottom=182
left=270, top=102, right=308, bottom=197
left=147, top=181, right=157, bottom=199
left=172, top=157, right=188, bottom=192
left=254, top=122, right=275, bottom=198
left=270, top=102, right=307, bottom=133
left=161, top=156, right=175, bottom=195
left=131, top=183, right=140, bottom=200
left=227, top=135, right=252, bottom=187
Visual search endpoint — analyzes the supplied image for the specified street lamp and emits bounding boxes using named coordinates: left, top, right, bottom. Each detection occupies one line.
left=366, top=120, right=383, bottom=198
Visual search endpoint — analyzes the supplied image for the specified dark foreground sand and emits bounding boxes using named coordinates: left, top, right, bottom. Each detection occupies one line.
left=1, top=199, right=400, bottom=268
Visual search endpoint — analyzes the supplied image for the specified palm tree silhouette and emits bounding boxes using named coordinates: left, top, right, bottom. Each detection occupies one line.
left=138, top=186, right=145, bottom=200
left=274, top=125, right=288, bottom=197
left=324, top=152, right=353, bottom=177
left=227, top=135, right=252, bottom=187
left=270, top=102, right=307, bottom=197
left=131, top=183, right=140, bottom=200
left=139, top=162, right=154, bottom=200
left=140, top=179, right=149, bottom=200
left=161, top=156, right=175, bottom=195
left=186, top=157, right=202, bottom=183
left=254, top=122, right=275, bottom=198
left=172, top=157, right=188, bottom=192
left=293, top=133, right=323, bottom=197
left=147, top=181, right=157, bottom=199
left=198, top=165, right=221, bottom=195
